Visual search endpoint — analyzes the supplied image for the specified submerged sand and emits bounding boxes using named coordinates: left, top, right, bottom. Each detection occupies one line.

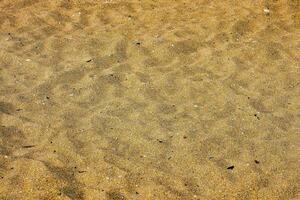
left=0, top=0, right=299, bottom=199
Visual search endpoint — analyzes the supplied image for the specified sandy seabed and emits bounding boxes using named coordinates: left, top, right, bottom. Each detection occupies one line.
left=0, top=0, right=299, bottom=199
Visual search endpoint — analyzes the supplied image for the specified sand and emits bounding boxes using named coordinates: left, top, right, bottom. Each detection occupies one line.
left=0, top=0, right=299, bottom=199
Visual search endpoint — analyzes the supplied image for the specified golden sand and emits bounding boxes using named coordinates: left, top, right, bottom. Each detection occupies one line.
left=0, top=0, right=299, bottom=199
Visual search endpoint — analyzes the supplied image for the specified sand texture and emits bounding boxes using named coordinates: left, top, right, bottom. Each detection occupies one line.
left=0, top=0, right=300, bottom=199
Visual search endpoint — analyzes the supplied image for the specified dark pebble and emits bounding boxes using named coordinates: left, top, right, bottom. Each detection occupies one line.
left=254, top=114, right=260, bottom=120
left=227, top=165, right=234, bottom=170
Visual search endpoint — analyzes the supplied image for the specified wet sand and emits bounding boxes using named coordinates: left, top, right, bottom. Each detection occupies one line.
left=0, top=0, right=300, bottom=199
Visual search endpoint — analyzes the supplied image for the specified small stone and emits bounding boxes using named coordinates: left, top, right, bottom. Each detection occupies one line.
left=227, top=165, right=234, bottom=170
left=263, top=8, right=270, bottom=14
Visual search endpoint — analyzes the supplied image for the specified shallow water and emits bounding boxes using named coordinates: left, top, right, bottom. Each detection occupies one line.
left=0, top=0, right=299, bottom=199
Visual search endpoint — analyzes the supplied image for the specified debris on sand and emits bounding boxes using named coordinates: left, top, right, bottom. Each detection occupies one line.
left=264, top=8, right=270, bottom=15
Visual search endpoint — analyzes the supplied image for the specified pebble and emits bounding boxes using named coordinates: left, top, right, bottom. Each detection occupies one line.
left=264, top=8, right=270, bottom=14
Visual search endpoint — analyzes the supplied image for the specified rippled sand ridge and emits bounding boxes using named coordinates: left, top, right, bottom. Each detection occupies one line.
left=0, top=0, right=299, bottom=199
